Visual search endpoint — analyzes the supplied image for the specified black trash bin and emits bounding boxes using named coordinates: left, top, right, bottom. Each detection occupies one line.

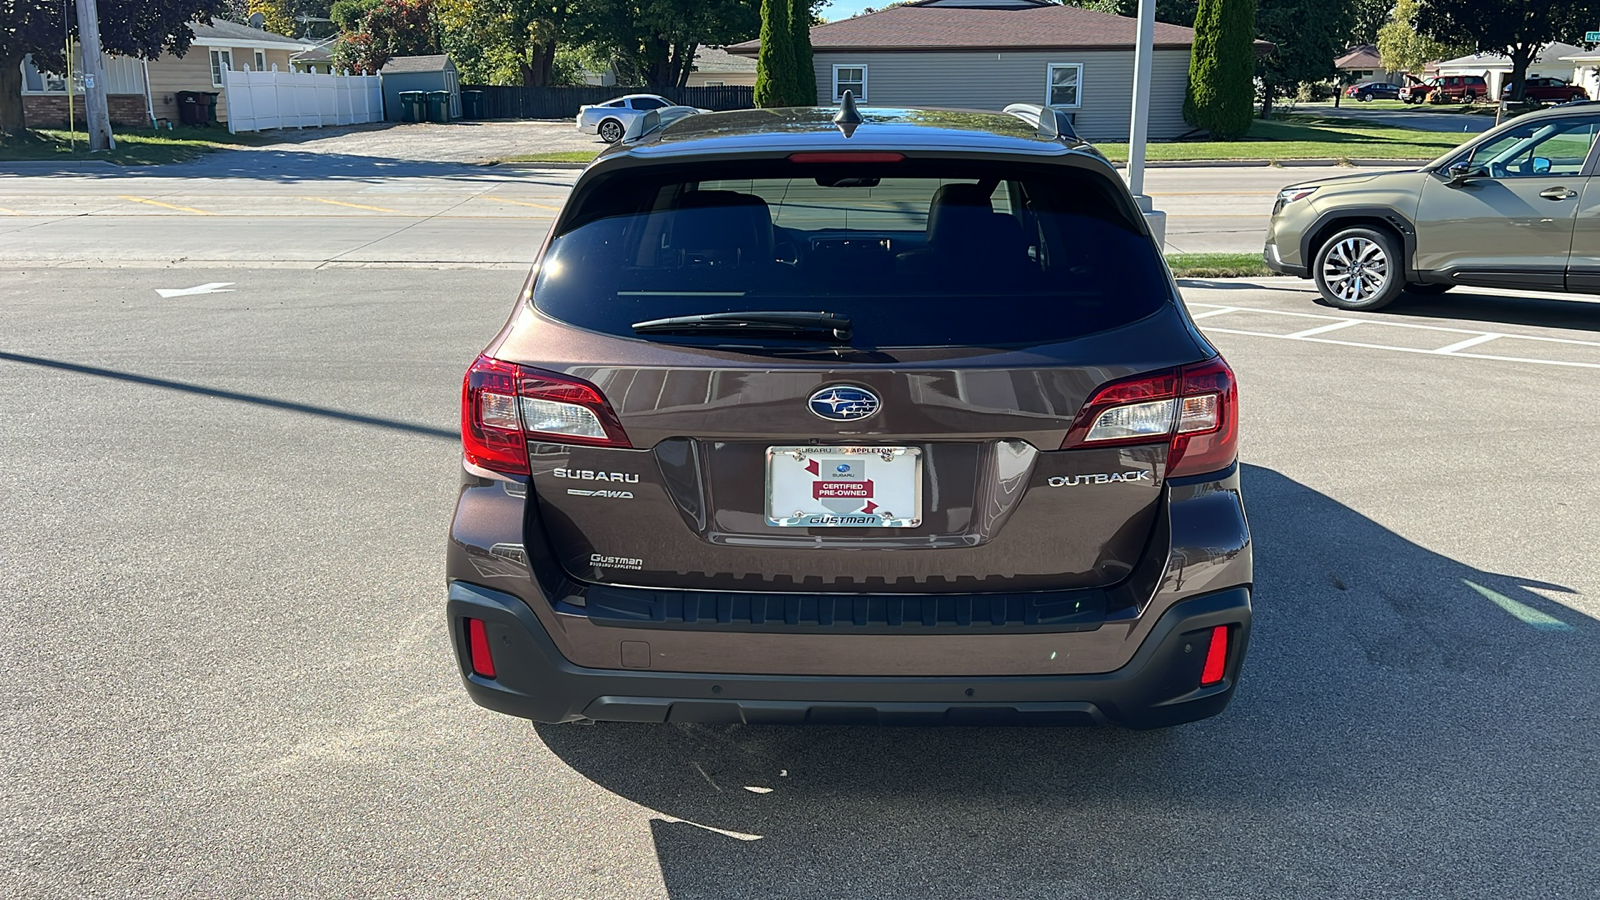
left=425, top=90, right=451, bottom=123
left=176, top=91, right=203, bottom=126
left=461, top=90, right=483, bottom=120
left=397, top=90, right=424, bottom=123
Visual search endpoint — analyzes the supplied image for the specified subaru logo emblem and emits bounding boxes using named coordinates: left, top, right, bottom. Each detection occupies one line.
left=808, top=386, right=881, bottom=422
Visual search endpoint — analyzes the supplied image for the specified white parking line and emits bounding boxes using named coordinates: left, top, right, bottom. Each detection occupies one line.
left=1189, top=303, right=1600, bottom=370
left=1284, top=319, right=1363, bottom=339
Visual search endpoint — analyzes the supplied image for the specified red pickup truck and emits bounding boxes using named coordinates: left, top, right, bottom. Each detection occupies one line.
left=1400, top=75, right=1489, bottom=104
left=1505, top=77, right=1589, bottom=103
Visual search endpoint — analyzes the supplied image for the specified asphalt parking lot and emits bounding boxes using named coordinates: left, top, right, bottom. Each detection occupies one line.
left=4, top=150, right=1599, bottom=898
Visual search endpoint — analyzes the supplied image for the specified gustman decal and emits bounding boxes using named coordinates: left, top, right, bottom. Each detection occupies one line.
left=590, top=553, right=643, bottom=570
left=804, top=514, right=879, bottom=526
left=1048, top=471, right=1155, bottom=487
left=553, top=468, right=640, bottom=483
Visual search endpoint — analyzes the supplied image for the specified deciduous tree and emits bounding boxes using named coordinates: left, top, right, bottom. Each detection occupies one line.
left=1185, top=0, right=1255, bottom=138
left=1377, top=0, right=1457, bottom=77
left=1256, top=0, right=1351, bottom=116
left=2, top=0, right=228, bottom=133
left=333, top=0, right=438, bottom=74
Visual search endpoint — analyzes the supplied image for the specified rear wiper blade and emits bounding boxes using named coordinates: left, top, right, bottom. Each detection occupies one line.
left=631, top=310, right=852, bottom=342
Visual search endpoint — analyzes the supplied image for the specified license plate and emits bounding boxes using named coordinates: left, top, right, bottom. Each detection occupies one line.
left=765, top=445, right=922, bottom=528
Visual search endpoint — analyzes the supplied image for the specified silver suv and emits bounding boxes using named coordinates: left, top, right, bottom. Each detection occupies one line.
left=1264, top=104, right=1600, bottom=309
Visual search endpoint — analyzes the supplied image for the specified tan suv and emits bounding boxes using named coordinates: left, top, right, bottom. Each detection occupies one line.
left=1263, top=104, right=1600, bottom=309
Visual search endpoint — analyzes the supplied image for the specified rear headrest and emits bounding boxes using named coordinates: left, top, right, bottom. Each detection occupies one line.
left=669, top=190, right=774, bottom=265
left=926, top=183, right=996, bottom=244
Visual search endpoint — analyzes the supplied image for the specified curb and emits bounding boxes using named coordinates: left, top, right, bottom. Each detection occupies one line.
left=486, top=160, right=595, bottom=168
left=487, top=158, right=1430, bottom=171
left=1, top=159, right=120, bottom=171
left=1111, top=158, right=1429, bottom=169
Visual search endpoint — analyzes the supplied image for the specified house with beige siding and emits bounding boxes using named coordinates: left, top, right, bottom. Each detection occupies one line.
left=728, top=0, right=1210, bottom=142
left=18, top=19, right=312, bottom=128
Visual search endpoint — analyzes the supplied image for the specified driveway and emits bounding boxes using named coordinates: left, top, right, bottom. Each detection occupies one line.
left=1308, top=103, right=1494, bottom=134
left=240, top=120, right=606, bottom=164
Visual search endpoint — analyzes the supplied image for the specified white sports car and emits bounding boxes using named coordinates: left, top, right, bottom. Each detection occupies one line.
left=575, top=94, right=706, bottom=143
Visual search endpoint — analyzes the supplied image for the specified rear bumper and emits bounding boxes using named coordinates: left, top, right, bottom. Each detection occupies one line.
left=447, top=581, right=1251, bottom=729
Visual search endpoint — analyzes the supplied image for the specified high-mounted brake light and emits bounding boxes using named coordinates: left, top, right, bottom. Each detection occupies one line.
left=788, top=152, right=905, bottom=163
left=1199, top=625, right=1229, bottom=685
left=461, top=355, right=631, bottom=476
left=1060, top=356, right=1237, bottom=479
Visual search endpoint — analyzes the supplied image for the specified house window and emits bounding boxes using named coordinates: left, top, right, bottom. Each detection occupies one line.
left=704, top=80, right=725, bottom=87
left=210, top=49, right=232, bottom=86
left=254, top=51, right=266, bottom=73
left=833, top=65, right=866, bottom=102
left=1047, top=63, right=1082, bottom=108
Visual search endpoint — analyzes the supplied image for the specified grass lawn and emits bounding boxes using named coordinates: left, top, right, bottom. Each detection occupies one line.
left=0, top=127, right=273, bottom=165
left=1097, top=114, right=1463, bottom=162
left=1165, top=253, right=1273, bottom=278
left=497, top=150, right=602, bottom=164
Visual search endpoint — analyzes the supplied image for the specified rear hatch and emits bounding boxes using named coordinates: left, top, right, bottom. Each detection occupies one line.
left=481, top=155, right=1215, bottom=596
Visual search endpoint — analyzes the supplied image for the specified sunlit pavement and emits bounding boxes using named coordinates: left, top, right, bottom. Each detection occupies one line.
left=3, top=153, right=1598, bottom=898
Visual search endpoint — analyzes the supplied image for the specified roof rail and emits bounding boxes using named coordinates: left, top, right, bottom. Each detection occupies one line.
left=1002, top=103, right=1077, bottom=141
left=622, top=106, right=700, bottom=142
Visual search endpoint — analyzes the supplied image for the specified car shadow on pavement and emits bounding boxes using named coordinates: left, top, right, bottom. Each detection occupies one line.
left=1385, top=289, right=1600, bottom=334
left=535, top=463, right=1599, bottom=899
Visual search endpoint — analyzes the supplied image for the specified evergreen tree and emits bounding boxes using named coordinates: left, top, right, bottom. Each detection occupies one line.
left=1184, top=0, right=1256, bottom=138
left=754, top=0, right=797, bottom=106
left=790, top=0, right=817, bottom=104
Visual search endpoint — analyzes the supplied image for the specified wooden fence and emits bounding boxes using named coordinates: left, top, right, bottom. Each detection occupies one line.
left=460, top=85, right=755, bottom=120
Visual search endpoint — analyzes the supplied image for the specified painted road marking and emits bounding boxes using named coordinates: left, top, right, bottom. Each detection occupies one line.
left=155, top=283, right=235, bottom=298
left=483, top=195, right=563, bottom=211
left=1285, top=319, right=1364, bottom=339
left=120, top=196, right=214, bottom=216
left=299, top=197, right=401, bottom=213
left=1433, top=333, right=1503, bottom=354
left=1464, top=580, right=1573, bottom=631
left=1190, top=303, right=1600, bottom=370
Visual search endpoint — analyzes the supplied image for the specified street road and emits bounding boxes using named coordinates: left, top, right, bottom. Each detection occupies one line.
left=4, top=148, right=1598, bottom=899
left=1, top=150, right=1388, bottom=260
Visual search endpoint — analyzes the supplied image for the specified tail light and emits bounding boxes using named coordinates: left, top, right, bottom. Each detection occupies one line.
left=1061, top=356, right=1237, bottom=479
left=461, top=355, right=631, bottom=476
left=1199, top=624, right=1229, bottom=685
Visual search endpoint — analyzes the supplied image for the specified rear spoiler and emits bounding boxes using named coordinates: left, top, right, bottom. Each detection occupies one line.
left=1003, top=103, right=1078, bottom=141
left=622, top=106, right=700, bottom=142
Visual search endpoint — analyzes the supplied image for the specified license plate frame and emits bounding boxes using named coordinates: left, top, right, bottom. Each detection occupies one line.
left=765, top=445, right=923, bottom=528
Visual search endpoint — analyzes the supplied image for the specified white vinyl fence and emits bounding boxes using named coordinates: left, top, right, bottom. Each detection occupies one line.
left=224, top=66, right=383, bottom=133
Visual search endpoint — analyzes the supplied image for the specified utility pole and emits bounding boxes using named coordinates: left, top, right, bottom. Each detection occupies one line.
left=1127, top=0, right=1165, bottom=248
left=73, top=0, right=116, bottom=151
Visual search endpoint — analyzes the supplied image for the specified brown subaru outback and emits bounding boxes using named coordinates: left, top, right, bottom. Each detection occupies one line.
left=446, top=103, right=1252, bottom=728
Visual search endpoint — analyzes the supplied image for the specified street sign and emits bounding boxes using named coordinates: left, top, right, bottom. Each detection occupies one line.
left=1587, top=31, right=1600, bottom=42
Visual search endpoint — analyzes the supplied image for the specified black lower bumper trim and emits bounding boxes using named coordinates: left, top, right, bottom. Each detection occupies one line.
left=447, top=583, right=1252, bottom=729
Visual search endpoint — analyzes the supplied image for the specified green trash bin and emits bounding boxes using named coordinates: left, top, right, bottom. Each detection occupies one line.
left=461, top=90, right=483, bottom=120
left=200, top=91, right=219, bottom=126
left=398, top=90, right=424, bottom=123
left=425, top=90, right=451, bottom=123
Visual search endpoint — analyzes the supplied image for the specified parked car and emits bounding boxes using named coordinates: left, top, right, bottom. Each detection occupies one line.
left=1400, top=75, right=1489, bottom=104
left=1506, top=76, right=1589, bottom=104
left=1346, top=82, right=1402, bottom=101
left=575, top=94, right=706, bottom=143
left=1263, top=103, right=1600, bottom=309
left=449, top=103, right=1252, bottom=729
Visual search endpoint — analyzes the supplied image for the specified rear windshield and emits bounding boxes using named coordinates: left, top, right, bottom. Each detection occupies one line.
left=532, top=160, right=1172, bottom=348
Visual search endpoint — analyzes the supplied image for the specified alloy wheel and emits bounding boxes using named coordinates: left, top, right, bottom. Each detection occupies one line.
left=599, top=120, right=623, bottom=143
left=1320, top=236, right=1390, bottom=305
